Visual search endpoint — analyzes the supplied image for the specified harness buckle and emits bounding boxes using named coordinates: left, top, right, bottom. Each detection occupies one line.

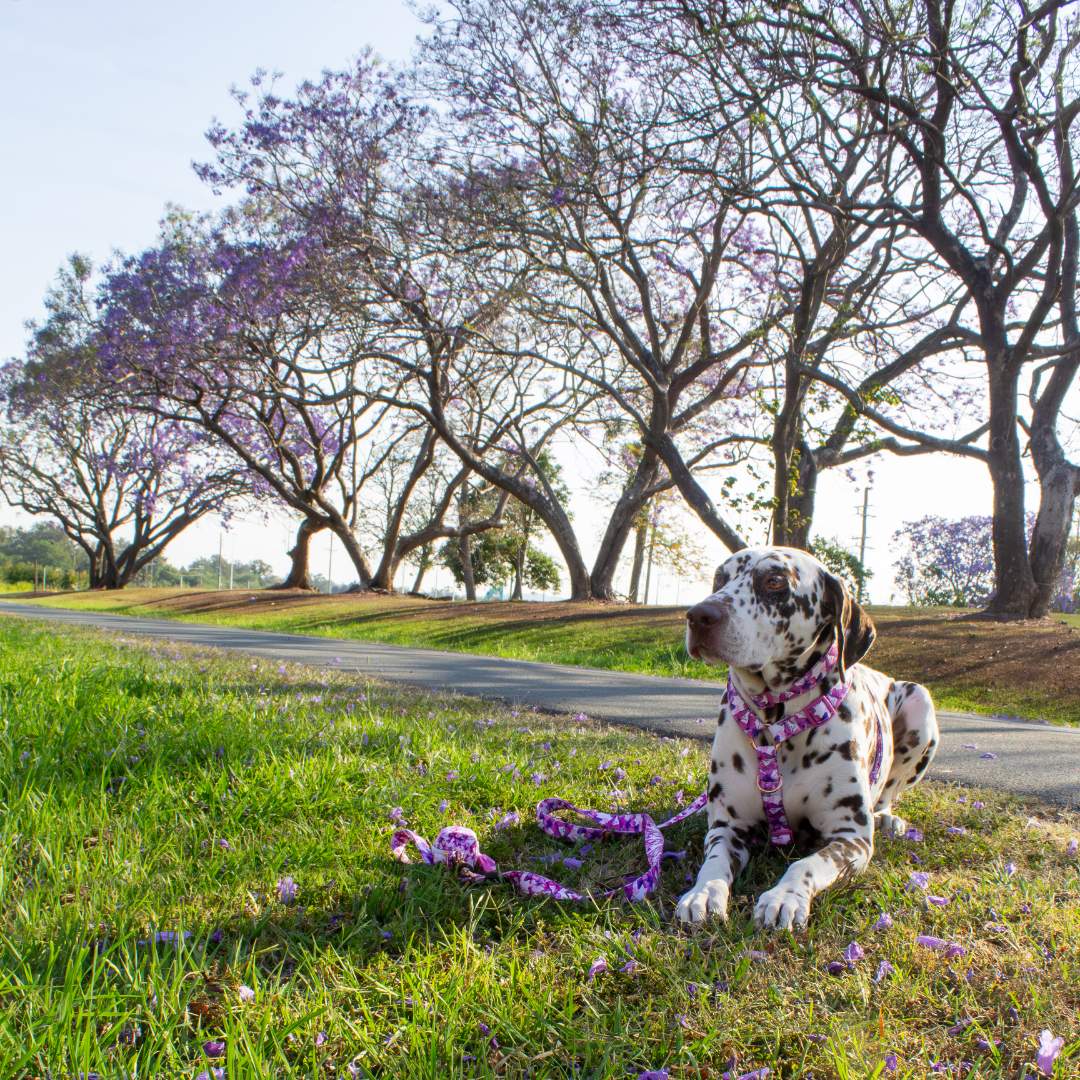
left=757, top=775, right=783, bottom=795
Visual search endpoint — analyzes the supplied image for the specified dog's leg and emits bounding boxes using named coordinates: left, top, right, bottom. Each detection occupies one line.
left=753, top=775, right=874, bottom=931
left=876, top=682, right=939, bottom=837
left=675, top=818, right=748, bottom=924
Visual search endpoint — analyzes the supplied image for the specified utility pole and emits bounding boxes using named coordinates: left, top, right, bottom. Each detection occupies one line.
left=217, top=529, right=224, bottom=590
left=857, top=483, right=871, bottom=604
left=229, top=559, right=234, bottom=590
left=327, top=532, right=334, bottom=595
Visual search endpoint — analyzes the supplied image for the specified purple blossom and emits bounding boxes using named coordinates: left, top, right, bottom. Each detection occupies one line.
left=927, top=895, right=950, bottom=906
left=904, top=827, right=924, bottom=842
left=1067, top=838, right=1079, bottom=856
left=874, top=960, right=894, bottom=983
left=238, top=984, right=255, bottom=1003
left=843, top=941, right=865, bottom=964
left=946, top=826, right=966, bottom=835
left=915, top=934, right=966, bottom=956
left=586, top=956, right=607, bottom=982
left=390, top=806, right=406, bottom=825
left=276, top=876, right=298, bottom=904
left=908, top=871, right=930, bottom=890
left=203, top=1040, right=226, bottom=1058
left=494, top=810, right=520, bottom=830
left=637, top=1072, right=669, bottom=1080
left=1004, top=861, right=1017, bottom=877
left=1036, top=1029, right=1064, bottom=1075
left=884, top=1054, right=898, bottom=1072
left=874, top=913, right=894, bottom=931
left=446, top=770, right=459, bottom=781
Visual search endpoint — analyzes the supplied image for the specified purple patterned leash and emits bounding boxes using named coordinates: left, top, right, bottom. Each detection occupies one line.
left=392, top=791, right=707, bottom=903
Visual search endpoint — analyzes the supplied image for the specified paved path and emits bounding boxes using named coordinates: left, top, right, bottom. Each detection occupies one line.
left=2, top=601, right=1078, bottom=808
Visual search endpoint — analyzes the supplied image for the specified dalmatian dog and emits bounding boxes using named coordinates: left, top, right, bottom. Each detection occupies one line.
left=676, top=546, right=939, bottom=930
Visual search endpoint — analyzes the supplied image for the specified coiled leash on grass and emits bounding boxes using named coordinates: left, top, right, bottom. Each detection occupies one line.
left=391, top=792, right=707, bottom=902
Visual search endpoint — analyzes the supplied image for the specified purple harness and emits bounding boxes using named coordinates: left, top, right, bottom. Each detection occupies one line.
left=727, top=643, right=881, bottom=845
left=392, top=644, right=882, bottom=899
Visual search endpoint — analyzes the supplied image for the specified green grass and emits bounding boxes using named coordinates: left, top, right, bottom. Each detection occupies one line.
left=0, top=619, right=1077, bottom=1078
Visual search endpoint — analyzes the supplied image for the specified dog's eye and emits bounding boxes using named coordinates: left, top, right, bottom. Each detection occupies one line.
left=763, top=573, right=788, bottom=592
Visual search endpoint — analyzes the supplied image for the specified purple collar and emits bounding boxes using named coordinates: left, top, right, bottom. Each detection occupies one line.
left=728, top=643, right=861, bottom=845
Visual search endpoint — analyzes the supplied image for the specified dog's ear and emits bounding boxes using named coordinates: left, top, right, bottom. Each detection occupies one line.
left=822, top=572, right=876, bottom=678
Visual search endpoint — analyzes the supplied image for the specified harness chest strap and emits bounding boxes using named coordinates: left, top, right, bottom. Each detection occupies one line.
left=726, top=644, right=883, bottom=846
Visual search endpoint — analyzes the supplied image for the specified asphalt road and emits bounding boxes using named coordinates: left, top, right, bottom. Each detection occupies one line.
left=2, top=600, right=1078, bottom=808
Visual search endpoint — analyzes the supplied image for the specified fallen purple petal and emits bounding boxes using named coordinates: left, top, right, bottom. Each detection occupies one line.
left=908, top=871, right=930, bottom=890
left=238, top=984, right=255, bottom=1003
left=843, top=941, right=864, bottom=964
left=1036, top=1029, right=1064, bottom=1075
left=203, top=1040, right=226, bottom=1058
left=874, top=912, right=894, bottom=931
left=884, top=1053, right=898, bottom=1072
left=874, top=960, right=894, bottom=983
left=276, top=876, right=298, bottom=904
left=904, top=827, right=924, bottom=842
left=586, top=956, right=607, bottom=982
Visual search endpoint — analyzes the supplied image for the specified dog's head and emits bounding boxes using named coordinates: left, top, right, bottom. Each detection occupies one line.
left=685, top=546, right=875, bottom=683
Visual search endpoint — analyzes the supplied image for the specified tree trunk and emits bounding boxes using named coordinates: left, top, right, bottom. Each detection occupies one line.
left=329, top=519, right=375, bottom=590
left=458, top=533, right=476, bottom=600
left=589, top=450, right=662, bottom=599
left=652, top=433, right=746, bottom=553
left=786, top=441, right=818, bottom=550
left=628, top=518, right=648, bottom=603
left=982, top=365, right=1038, bottom=618
left=273, top=518, right=324, bottom=590
left=370, top=429, right=437, bottom=591
left=1028, top=463, right=1078, bottom=617
left=411, top=546, right=431, bottom=594
left=511, top=541, right=526, bottom=600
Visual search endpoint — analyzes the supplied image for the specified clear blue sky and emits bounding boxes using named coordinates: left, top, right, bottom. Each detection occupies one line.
left=0, top=0, right=420, bottom=361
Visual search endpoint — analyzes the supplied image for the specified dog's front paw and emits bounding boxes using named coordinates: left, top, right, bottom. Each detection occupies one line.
left=753, top=884, right=811, bottom=931
left=875, top=811, right=909, bottom=839
left=675, top=878, right=730, bottom=925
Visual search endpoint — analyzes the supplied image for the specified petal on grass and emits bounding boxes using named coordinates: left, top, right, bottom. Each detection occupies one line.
left=586, top=956, right=607, bottom=982
left=1036, top=1030, right=1064, bottom=1076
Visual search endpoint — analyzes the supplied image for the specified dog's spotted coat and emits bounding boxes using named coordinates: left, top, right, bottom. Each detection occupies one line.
left=678, top=546, right=939, bottom=930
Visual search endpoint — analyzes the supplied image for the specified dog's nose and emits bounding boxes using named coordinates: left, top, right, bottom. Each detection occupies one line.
left=686, top=600, right=728, bottom=630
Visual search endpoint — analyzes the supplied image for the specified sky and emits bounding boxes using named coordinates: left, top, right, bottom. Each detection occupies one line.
left=0, top=0, right=1035, bottom=603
